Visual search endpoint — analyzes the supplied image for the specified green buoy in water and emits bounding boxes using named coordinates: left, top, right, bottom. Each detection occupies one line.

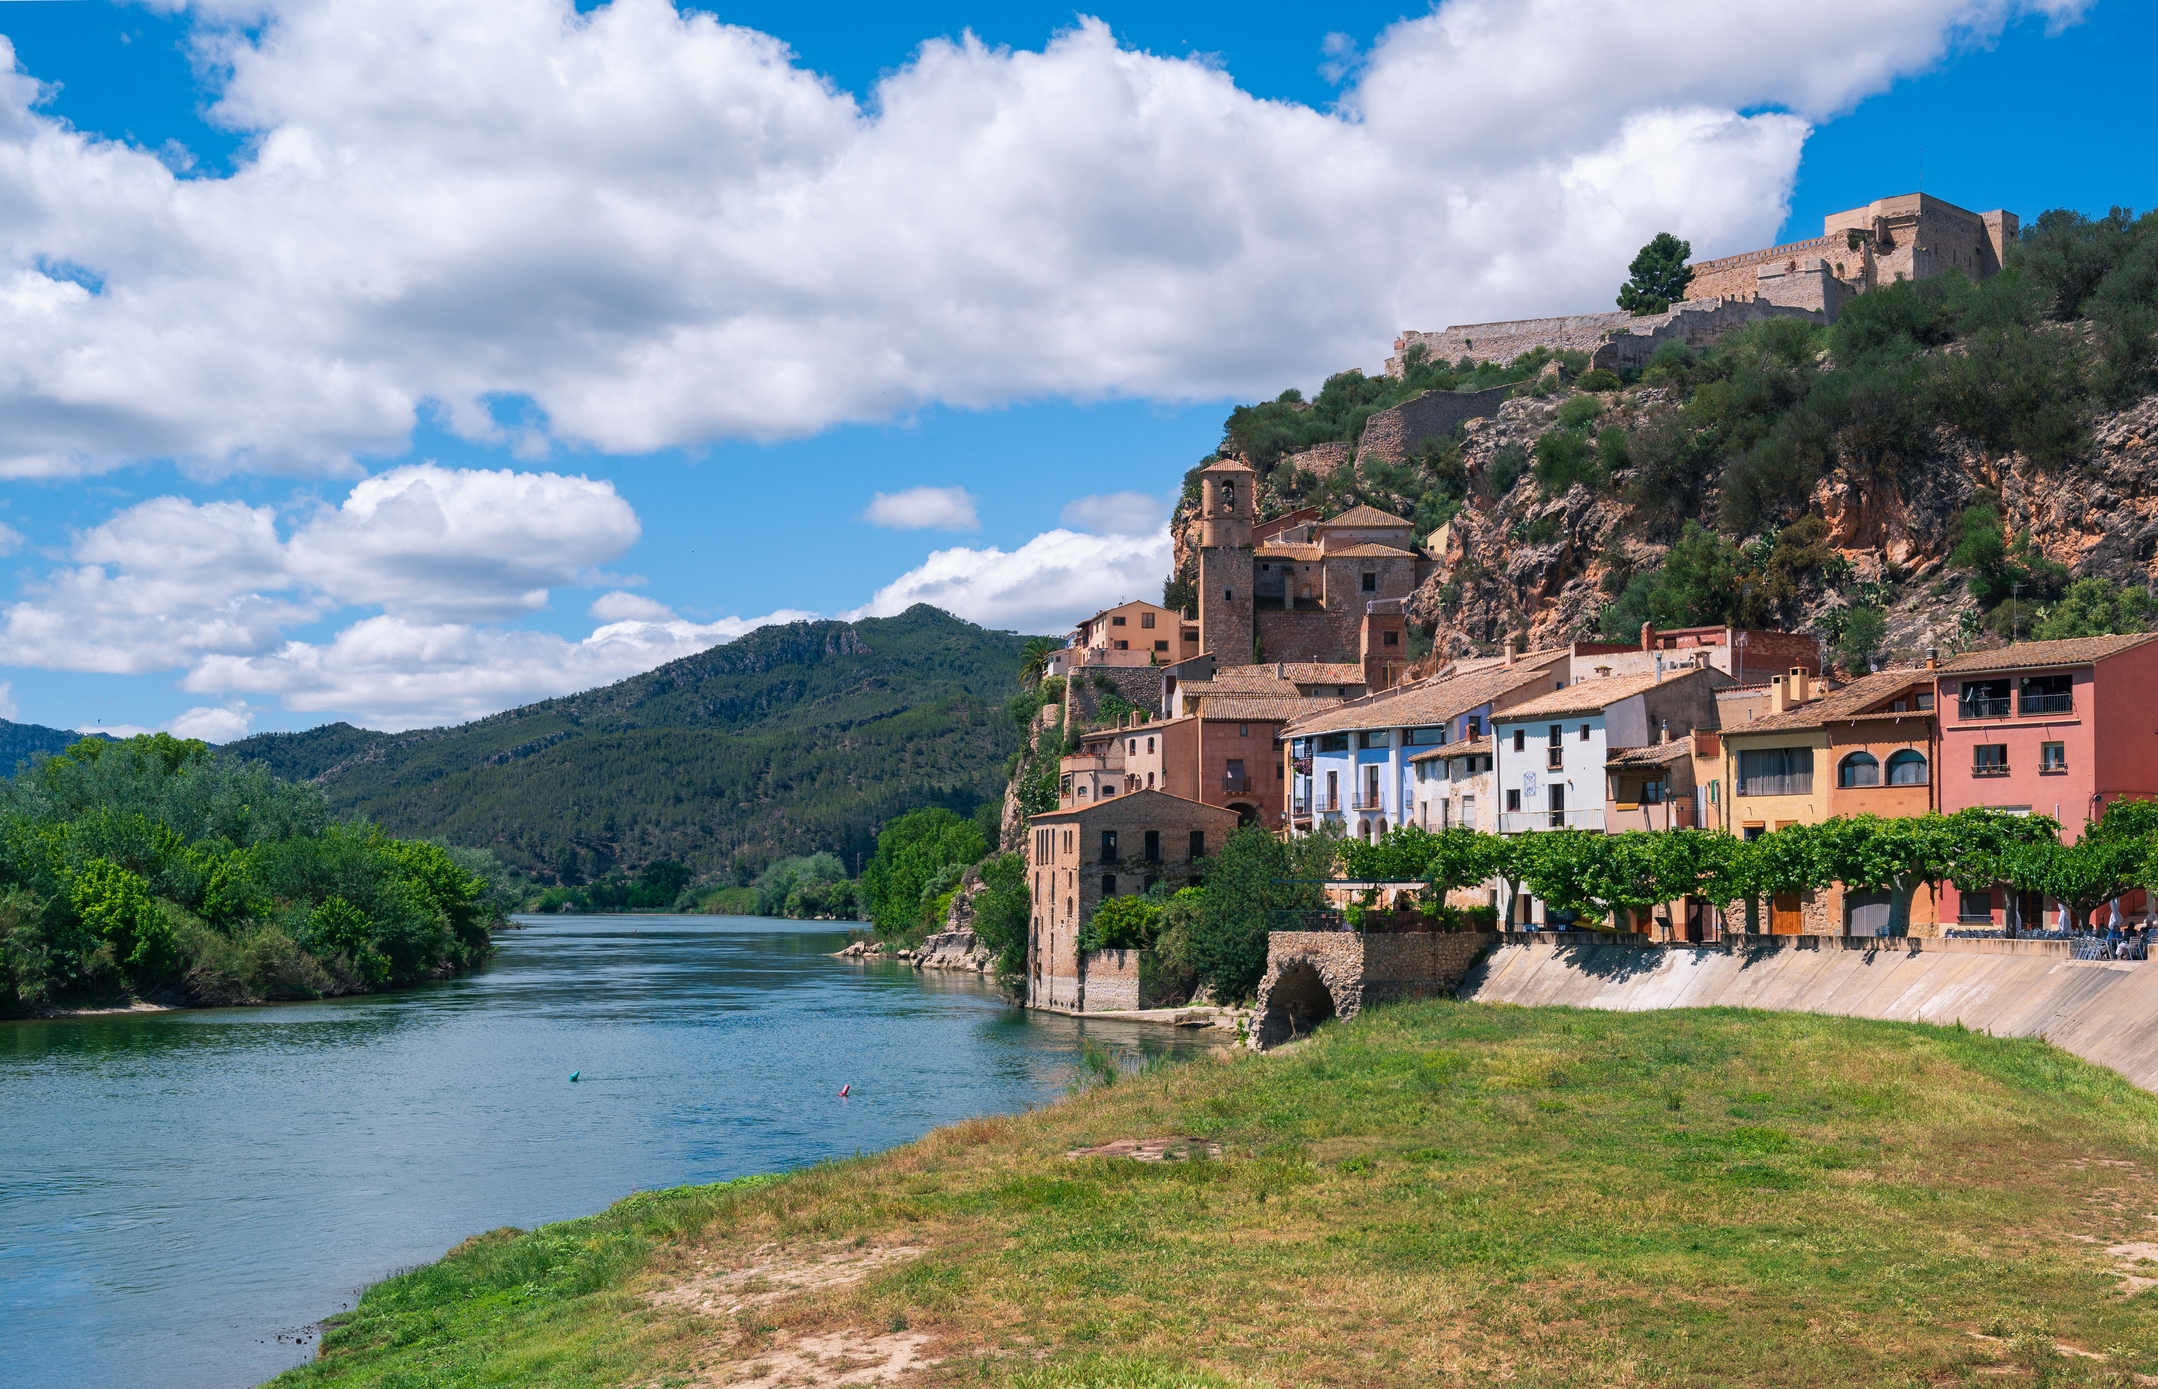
left=569, top=1071, right=580, bottom=1082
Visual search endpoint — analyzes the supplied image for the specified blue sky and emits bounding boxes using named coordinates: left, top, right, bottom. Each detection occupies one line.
left=0, top=0, right=2148, bottom=738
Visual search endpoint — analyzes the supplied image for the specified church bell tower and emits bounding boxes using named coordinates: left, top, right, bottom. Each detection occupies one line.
left=1196, top=459, right=1256, bottom=663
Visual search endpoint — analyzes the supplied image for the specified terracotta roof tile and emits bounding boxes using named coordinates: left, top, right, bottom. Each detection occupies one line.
left=1496, top=671, right=1671, bottom=720
left=1255, top=543, right=1323, bottom=560
left=1723, top=669, right=1935, bottom=734
left=1285, top=654, right=1565, bottom=737
left=1939, top=633, right=2158, bottom=675
left=1195, top=695, right=1341, bottom=721
left=1315, top=504, right=1413, bottom=529
left=1324, top=543, right=1418, bottom=558
left=1606, top=741, right=1693, bottom=768
left=1409, top=734, right=1492, bottom=762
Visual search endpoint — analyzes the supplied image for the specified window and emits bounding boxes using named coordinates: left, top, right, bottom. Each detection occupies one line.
left=1737, top=747, right=1813, bottom=796
left=1326, top=769, right=1339, bottom=809
left=1361, top=572, right=1377, bottom=592
left=1128, top=739, right=1136, bottom=754
left=1358, top=730, right=1391, bottom=749
left=1383, top=630, right=1399, bottom=646
left=1111, top=615, right=1125, bottom=626
left=1886, top=749, right=1929, bottom=785
left=1578, top=724, right=1590, bottom=741
left=2021, top=673, right=2073, bottom=715
left=1099, top=830, right=1118, bottom=862
left=1226, top=759, right=1247, bottom=791
left=1239, top=724, right=1250, bottom=737
left=1466, top=717, right=1482, bottom=738
left=1959, top=679, right=2010, bottom=719
left=1140, top=612, right=1155, bottom=629
left=1641, top=780, right=1666, bottom=805
left=1506, top=789, right=1521, bottom=812
left=1155, top=640, right=1169, bottom=651
left=1146, top=737, right=1155, bottom=753
left=1460, top=795, right=1476, bottom=830
left=1102, top=874, right=1117, bottom=898
left=1959, top=890, right=1995, bottom=923
left=1223, top=589, right=1234, bottom=602
left=1063, top=829, right=1073, bottom=854
left=1916, top=692, right=1935, bottom=711
left=1838, top=751, right=1880, bottom=787
left=1406, top=727, right=1445, bottom=745
left=1743, top=825, right=1766, bottom=841
left=1114, top=640, right=1128, bottom=650
left=1144, top=830, right=1161, bottom=862
left=1973, top=744, right=2009, bottom=776
left=1189, top=831, right=1205, bottom=860
left=1320, top=733, right=1350, bottom=752
left=1513, top=729, right=1526, bottom=752
left=1547, top=783, right=1566, bottom=829
left=1890, top=699, right=1906, bottom=713
left=2040, top=741, right=2067, bottom=772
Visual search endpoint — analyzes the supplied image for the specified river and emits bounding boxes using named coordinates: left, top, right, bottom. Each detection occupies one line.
left=1, top=914, right=1216, bottom=1389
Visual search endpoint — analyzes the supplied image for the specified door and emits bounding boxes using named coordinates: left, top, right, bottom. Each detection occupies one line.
left=1845, top=891, right=1892, bottom=937
left=1683, top=897, right=1706, bottom=943
left=1771, top=892, right=1803, bottom=935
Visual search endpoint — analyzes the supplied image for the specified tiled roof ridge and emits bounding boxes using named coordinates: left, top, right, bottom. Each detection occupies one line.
left=1940, top=631, right=2158, bottom=673
left=1726, top=668, right=1934, bottom=732
left=1316, top=503, right=1413, bottom=528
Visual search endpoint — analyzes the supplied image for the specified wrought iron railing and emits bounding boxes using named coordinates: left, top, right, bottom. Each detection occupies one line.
left=2021, top=692, right=2074, bottom=715
left=1960, top=696, right=2011, bottom=719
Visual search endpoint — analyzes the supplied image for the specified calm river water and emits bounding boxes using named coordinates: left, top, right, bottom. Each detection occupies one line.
left=2, top=915, right=1214, bottom=1389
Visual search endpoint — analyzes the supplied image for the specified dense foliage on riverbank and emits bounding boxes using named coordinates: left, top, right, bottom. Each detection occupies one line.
left=225, top=606, right=1041, bottom=886
left=0, top=735, right=514, bottom=1014
left=275, top=1000, right=2158, bottom=1387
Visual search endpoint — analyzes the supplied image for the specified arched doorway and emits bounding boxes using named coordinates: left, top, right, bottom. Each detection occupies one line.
left=1257, top=960, right=1337, bottom=1049
left=1229, top=802, right=1258, bottom=826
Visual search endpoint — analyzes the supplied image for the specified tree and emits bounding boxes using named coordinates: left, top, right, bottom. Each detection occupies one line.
left=967, top=851, right=1031, bottom=993
left=69, top=857, right=175, bottom=988
left=1192, top=826, right=1307, bottom=1003
left=1617, top=233, right=1694, bottom=316
left=1084, top=895, right=1162, bottom=950
left=859, top=808, right=987, bottom=936
left=2035, top=577, right=2157, bottom=640
left=1837, top=606, right=1888, bottom=674
left=1018, top=637, right=1061, bottom=690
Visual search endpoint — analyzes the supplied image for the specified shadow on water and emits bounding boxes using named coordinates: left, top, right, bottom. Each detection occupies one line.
left=2, top=914, right=1220, bottom=1389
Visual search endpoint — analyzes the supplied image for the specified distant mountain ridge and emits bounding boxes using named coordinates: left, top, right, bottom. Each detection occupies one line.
left=223, top=605, right=1035, bottom=881
left=0, top=719, right=109, bottom=772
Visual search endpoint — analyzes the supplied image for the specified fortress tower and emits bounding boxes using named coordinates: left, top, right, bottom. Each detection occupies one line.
left=1196, top=459, right=1256, bottom=662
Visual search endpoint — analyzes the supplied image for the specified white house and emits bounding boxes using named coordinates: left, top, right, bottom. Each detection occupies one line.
left=1491, top=668, right=1733, bottom=835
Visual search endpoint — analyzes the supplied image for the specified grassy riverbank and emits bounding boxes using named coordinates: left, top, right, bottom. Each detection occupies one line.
left=276, top=1001, right=2158, bottom=1387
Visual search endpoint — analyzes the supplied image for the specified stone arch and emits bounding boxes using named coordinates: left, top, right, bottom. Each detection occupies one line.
left=1228, top=801, right=1259, bottom=827
left=1252, top=950, right=1355, bottom=1050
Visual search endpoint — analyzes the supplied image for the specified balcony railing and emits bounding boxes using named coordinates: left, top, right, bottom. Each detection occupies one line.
left=1545, top=749, right=1564, bottom=770
left=2021, top=692, right=2074, bottom=715
left=1349, top=793, right=1386, bottom=811
left=1973, top=762, right=2011, bottom=777
left=1960, top=697, right=2011, bottom=719
left=1223, top=774, right=1249, bottom=794
left=1499, top=808, right=1606, bottom=833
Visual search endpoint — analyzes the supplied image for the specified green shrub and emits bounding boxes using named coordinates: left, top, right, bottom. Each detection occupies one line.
left=1555, top=395, right=1604, bottom=429
left=1531, top=428, right=1603, bottom=496
left=1486, top=444, right=1528, bottom=497
left=1083, top=896, right=1162, bottom=951
left=1576, top=368, right=1623, bottom=392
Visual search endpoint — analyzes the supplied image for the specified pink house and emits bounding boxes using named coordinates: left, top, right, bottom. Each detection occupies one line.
left=1935, top=633, right=2158, bottom=927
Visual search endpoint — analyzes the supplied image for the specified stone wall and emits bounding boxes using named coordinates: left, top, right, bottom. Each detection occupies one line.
left=1389, top=298, right=1825, bottom=380
left=1589, top=296, right=1824, bottom=373
left=1250, top=930, right=1499, bottom=1047
left=1255, top=607, right=1361, bottom=666
left=1066, top=664, right=1167, bottom=723
left=1080, top=948, right=1142, bottom=1011
left=1355, top=386, right=1516, bottom=465
left=1389, top=313, right=1636, bottom=376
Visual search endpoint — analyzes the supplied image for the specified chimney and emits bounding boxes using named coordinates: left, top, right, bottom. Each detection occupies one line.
left=1769, top=675, right=1789, bottom=715
left=1659, top=719, right=1670, bottom=744
left=1790, top=666, right=1809, bottom=703
left=1640, top=622, right=1655, bottom=653
left=1276, top=661, right=1286, bottom=679
left=1926, top=646, right=1939, bottom=671
left=1655, top=653, right=1665, bottom=683
left=1505, top=639, right=1518, bottom=667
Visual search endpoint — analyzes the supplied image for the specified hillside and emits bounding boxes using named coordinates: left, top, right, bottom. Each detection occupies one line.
left=1171, top=208, right=2158, bottom=672
left=0, top=718, right=108, bottom=772
left=225, top=605, right=1036, bottom=882
left=276, top=1000, right=2158, bottom=1387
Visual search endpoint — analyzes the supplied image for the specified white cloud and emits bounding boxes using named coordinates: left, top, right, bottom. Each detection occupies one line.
left=863, top=486, right=980, bottom=532
left=0, top=522, right=22, bottom=557
left=0, top=464, right=640, bottom=673
left=848, top=527, right=1172, bottom=633
left=589, top=590, right=675, bottom=621
left=188, top=608, right=811, bottom=730
left=0, top=0, right=2087, bottom=477
left=165, top=702, right=254, bottom=743
left=0, top=680, right=15, bottom=721
left=1061, top=491, right=1167, bottom=536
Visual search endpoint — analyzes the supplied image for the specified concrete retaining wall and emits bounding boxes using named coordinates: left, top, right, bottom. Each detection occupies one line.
left=1462, top=935, right=2158, bottom=1093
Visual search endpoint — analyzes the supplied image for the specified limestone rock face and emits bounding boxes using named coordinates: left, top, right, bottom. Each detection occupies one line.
left=912, top=927, right=994, bottom=973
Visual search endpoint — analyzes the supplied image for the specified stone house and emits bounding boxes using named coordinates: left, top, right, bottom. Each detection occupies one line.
left=1409, top=733, right=1494, bottom=833
left=1050, top=598, right=1200, bottom=676
left=1194, top=458, right=1432, bottom=674
left=1934, top=634, right=2158, bottom=929
left=1024, top=790, right=1238, bottom=1013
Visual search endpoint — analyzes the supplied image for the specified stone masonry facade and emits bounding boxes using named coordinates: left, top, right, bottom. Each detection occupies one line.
left=1251, top=931, right=1499, bottom=1048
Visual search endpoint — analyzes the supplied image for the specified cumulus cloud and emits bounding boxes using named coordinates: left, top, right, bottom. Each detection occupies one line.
left=849, top=528, right=1172, bottom=633
left=1061, top=492, right=1167, bottom=536
left=189, top=608, right=811, bottom=730
left=166, top=702, right=254, bottom=743
left=0, top=680, right=15, bottom=721
left=0, top=0, right=2087, bottom=476
left=0, top=522, right=22, bottom=557
left=589, top=590, right=675, bottom=621
left=863, top=486, right=980, bottom=531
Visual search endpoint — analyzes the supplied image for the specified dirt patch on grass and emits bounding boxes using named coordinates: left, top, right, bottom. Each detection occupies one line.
left=1064, top=1136, right=1220, bottom=1161
left=698, top=1329, right=931, bottom=1388
left=653, top=1243, right=923, bottom=1318
left=2106, top=1241, right=2158, bottom=1293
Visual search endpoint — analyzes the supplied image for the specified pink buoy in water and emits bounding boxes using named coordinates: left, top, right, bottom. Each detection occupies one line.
left=838, top=1083, right=850, bottom=1098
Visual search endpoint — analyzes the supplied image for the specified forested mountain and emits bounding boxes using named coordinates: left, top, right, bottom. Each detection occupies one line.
left=1, top=719, right=108, bottom=773
left=223, top=605, right=1035, bottom=883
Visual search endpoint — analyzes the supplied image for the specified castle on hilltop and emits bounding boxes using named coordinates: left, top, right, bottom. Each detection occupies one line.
left=1387, top=192, right=2020, bottom=378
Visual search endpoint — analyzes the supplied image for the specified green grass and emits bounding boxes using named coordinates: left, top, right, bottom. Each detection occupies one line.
left=275, top=1002, right=2158, bottom=1387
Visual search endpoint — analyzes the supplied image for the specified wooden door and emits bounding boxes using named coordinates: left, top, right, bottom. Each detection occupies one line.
left=1771, top=892, right=1803, bottom=935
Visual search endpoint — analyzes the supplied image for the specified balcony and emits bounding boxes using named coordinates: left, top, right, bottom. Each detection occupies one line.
left=2021, top=692, right=2074, bottom=715
left=1959, top=697, right=2011, bottom=719
left=1350, top=793, right=1386, bottom=811
left=1222, top=773, right=1250, bottom=794
left=1545, top=749, right=1564, bottom=771
left=1499, top=808, right=1606, bottom=833
left=1972, top=762, right=2012, bottom=778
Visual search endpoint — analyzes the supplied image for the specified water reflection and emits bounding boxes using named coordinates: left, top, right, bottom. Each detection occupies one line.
left=3, top=915, right=1214, bottom=1389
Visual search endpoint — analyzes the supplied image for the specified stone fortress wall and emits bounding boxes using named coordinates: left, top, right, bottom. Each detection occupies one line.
left=1385, top=193, right=2019, bottom=381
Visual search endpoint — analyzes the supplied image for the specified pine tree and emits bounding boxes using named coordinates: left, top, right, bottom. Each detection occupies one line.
left=1617, top=233, right=1694, bottom=316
